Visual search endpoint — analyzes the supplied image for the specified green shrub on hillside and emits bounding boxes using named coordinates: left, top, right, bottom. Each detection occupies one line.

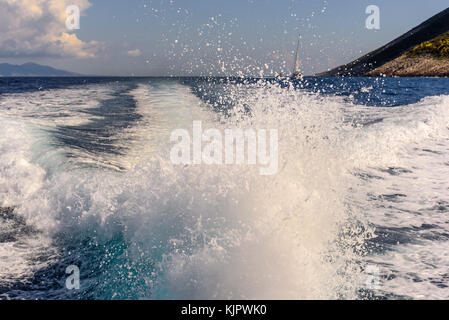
left=407, top=33, right=449, bottom=59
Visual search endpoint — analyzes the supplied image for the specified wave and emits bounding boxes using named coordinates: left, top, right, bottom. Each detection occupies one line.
left=1, top=80, right=449, bottom=299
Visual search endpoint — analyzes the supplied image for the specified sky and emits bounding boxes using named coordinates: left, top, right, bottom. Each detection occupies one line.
left=0, top=0, right=448, bottom=76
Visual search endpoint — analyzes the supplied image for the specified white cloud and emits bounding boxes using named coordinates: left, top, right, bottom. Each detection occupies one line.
left=127, top=49, right=142, bottom=57
left=0, top=0, right=100, bottom=58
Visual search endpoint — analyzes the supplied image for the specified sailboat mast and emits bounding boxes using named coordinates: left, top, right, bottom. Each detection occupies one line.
left=293, top=34, right=301, bottom=74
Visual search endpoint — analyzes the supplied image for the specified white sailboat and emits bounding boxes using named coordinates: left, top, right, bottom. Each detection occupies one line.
left=291, top=34, right=303, bottom=79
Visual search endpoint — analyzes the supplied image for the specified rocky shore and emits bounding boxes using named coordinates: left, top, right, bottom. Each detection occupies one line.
left=365, top=54, right=449, bottom=77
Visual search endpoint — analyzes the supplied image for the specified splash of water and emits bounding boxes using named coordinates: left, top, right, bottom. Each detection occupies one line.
left=2, top=79, right=449, bottom=299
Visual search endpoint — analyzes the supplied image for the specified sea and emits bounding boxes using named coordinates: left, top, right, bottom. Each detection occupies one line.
left=1, top=76, right=449, bottom=299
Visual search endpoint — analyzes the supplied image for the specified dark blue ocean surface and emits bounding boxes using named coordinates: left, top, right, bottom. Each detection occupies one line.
left=1, top=76, right=449, bottom=106
left=1, top=76, right=449, bottom=299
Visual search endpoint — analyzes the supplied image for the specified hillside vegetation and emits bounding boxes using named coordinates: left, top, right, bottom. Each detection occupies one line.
left=407, top=33, right=449, bottom=59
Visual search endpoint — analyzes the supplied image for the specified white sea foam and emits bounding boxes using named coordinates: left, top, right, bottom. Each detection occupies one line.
left=0, top=84, right=113, bottom=127
left=1, top=80, right=449, bottom=299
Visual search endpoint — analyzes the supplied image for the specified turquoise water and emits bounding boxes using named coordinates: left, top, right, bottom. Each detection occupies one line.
left=1, top=77, right=449, bottom=299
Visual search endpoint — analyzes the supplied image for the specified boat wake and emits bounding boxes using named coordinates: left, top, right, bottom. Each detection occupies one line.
left=1, top=79, right=448, bottom=299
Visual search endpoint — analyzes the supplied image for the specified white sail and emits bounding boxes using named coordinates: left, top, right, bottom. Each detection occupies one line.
left=292, top=34, right=302, bottom=77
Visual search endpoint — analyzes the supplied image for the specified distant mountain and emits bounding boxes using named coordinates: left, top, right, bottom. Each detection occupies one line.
left=0, top=62, right=79, bottom=76
left=317, top=7, right=449, bottom=77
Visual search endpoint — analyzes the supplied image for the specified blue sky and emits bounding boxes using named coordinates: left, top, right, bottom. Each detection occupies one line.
left=1, top=0, right=448, bottom=76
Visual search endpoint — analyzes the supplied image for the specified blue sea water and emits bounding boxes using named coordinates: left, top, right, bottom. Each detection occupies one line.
left=1, top=76, right=449, bottom=299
